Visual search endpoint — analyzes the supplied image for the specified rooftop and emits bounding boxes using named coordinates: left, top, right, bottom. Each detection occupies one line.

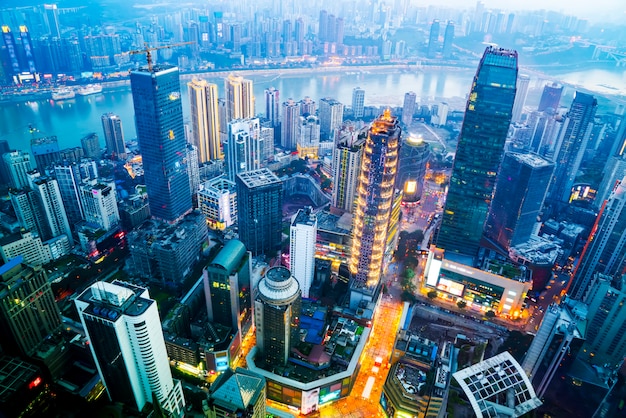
left=236, top=168, right=281, bottom=188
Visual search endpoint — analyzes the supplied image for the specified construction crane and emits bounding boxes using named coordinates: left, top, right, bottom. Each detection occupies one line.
left=128, top=42, right=194, bottom=72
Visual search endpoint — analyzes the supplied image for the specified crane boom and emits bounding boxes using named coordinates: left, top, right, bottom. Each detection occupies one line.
left=128, top=41, right=194, bottom=72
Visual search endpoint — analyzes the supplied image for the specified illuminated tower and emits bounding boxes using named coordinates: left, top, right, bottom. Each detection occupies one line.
left=188, top=78, right=221, bottom=163
left=349, top=110, right=401, bottom=288
left=130, top=64, right=191, bottom=223
left=225, top=74, right=254, bottom=123
left=437, top=47, right=518, bottom=261
left=397, top=135, right=430, bottom=203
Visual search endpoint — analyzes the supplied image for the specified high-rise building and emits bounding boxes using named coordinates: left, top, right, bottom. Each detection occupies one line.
left=101, top=113, right=126, bottom=159
left=290, top=208, right=317, bottom=298
left=281, top=99, right=300, bottom=150
left=548, top=92, right=597, bottom=205
left=265, top=87, right=280, bottom=128
left=254, top=266, right=301, bottom=366
left=1, top=26, right=20, bottom=76
left=569, top=177, right=626, bottom=300
left=197, top=176, right=237, bottom=230
left=203, top=239, right=251, bottom=336
left=512, top=74, right=530, bottom=123
left=188, top=79, right=221, bottom=163
left=442, top=22, right=455, bottom=58
left=427, top=20, right=440, bottom=58
left=437, top=47, right=518, bottom=261
left=185, top=143, right=200, bottom=195
left=3, top=150, right=32, bottom=189
left=484, top=152, right=554, bottom=250
left=0, top=256, right=61, bottom=356
left=9, top=188, right=49, bottom=239
left=206, top=368, right=266, bottom=418
left=332, top=124, right=366, bottom=213
left=28, top=171, right=73, bottom=244
left=80, top=133, right=100, bottom=160
left=75, top=280, right=186, bottom=415
left=401, top=92, right=417, bottom=127
left=225, top=118, right=261, bottom=182
left=80, top=181, right=120, bottom=231
left=538, top=82, right=563, bottom=112
left=31, top=136, right=60, bottom=171
left=225, top=74, right=254, bottom=123
left=130, top=65, right=191, bottom=223
left=42, top=4, right=61, bottom=38
left=319, top=98, right=344, bottom=140
left=397, top=135, right=430, bottom=203
left=0, top=139, right=10, bottom=185
left=53, top=159, right=98, bottom=226
left=352, top=87, right=365, bottom=119
left=0, top=230, right=58, bottom=266
left=299, top=96, right=316, bottom=116
left=236, top=169, right=282, bottom=257
left=297, top=114, right=320, bottom=159
left=349, top=110, right=401, bottom=288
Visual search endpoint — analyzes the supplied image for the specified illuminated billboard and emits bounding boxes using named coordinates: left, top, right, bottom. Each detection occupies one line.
left=436, top=278, right=464, bottom=297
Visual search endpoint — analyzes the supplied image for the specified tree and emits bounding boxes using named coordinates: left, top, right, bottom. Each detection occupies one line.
left=457, top=300, right=467, bottom=309
left=485, top=310, right=496, bottom=318
left=427, top=290, right=438, bottom=299
left=404, top=268, right=415, bottom=280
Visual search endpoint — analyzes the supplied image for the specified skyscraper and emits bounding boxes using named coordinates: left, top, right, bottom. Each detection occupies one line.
left=28, top=171, right=73, bottom=244
left=352, top=87, right=365, bottom=119
left=236, top=169, right=282, bottom=257
left=188, top=79, right=221, bottom=163
left=53, top=159, right=98, bottom=226
left=442, top=22, right=455, bottom=58
left=254, top=266, right=301, bottom=366
left=130, top=64, right=191, bottom=223
left=31, top=136, right=60, bottom=171
left=80, top=181, right=120, bottom=231
left=397, top=135, right=430, bottom=203
left=265, top=87, right=280, bottom=128
left=319, top=97, right=344, bottom=140
left=297, top=114, right=320, bottom=159
left=0, top=257, right=61, bottom=356
left=427, top=20, right=440, bottom=58
left=281, top=99, right=300, bottom=150
left=224, top=118, right=261, bottom=182
left=42, top=4, right=61, bottom=38
left=512, top=74, right=530, bottom=123
left=349, top=110, right=401, bottom=288
left=10, top=188, right=49, bottom=239
left=75, top=280, right=186, bottom=415
left=569, top=177, right=626, bottom=300
left=401, top=92, right=416, bottom=126
left=101, top=113, right=126, bottom=159
left=332, top=124, right=366, bottom=213
left=484, top=152, right=554, bottom=250
left=437, top=47, right=518, bottom=260
left=548, top=92, right=597, bottom=205
left=3, top=150, right=32, bottom=189
left=290, top=207, right=317, bottom=298
left=299, top=96, right=316, bottom=116
left=225, top=74, right=254, bottom=122
left=538, top=82, right=563, bottom=112
left=80, top=133, right=100, bottom=160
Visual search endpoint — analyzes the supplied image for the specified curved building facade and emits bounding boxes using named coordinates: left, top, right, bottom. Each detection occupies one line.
left=397, top=136, right=430, bottom=203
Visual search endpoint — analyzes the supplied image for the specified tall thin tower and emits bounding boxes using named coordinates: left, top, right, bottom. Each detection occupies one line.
left=349, top=110, right=401, bottom=288
left=101, top=113, right=126, bottom=159
left=437, top=47, right=518, bottom=261
left=188, top=78, right=221, bottom=163
left=130, top=64, right=191, bottom=223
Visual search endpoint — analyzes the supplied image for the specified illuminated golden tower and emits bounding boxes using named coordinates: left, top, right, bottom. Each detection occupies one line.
left=349, top=109, right=401, bottom=288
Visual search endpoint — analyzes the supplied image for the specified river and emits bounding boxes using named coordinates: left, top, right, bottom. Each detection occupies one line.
left=0, top=65, right=624, bottom=152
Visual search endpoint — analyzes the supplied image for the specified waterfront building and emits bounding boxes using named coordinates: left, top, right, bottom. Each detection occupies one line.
left=299, top=96, right=316, bottom=116
left=101, top=113, right=126, bottom=159
left=319, top=98, right=344, bottom=140
left=254, top=266, right=301, bottom=367
left=28, top=171, right=73, bottom=245
left=80, top=133, right=100, bottom=160
left=75, top=280, right=185, bottom=416
left=437, top=47, right=518, bottom=261
left=9, top=188, right=49, bottom=239
left=427, top=20, right=440, bottom=58
left=538, top=82, right=563, bottom=112
left=349, top=110, right=401, bottom=288
left=53, top=159, right=98, bottom=226
left=548, top=92, right=597, bottom=205
left=397, top=135, right=430, bottom=203
left=188, top=79, right=221, bottom=163
left=352, top=87, right=365, bottom=119
left=442, top=21, right=454, bottom=58
left=401, top=91, right=417, bottom=127
left=3, top=150, right=32, bottom=189
left=0, top=257, right=61, bottom=356
left=206, top=368, right=266, bottom=418
left=30, top=135, right=60, bottom=172
left=225, top=74, right=254, bottom=122
left=225, top=118, right=261, bottom=182
left=332, top=124, right=366, bottom=213
left=512, top=74, right=530, bottom=123
left=203, top=240, right=252, bottom=337
left=484, top=152, right=554, bottom=251
left=281, top=99, right=300, bottom=150
left=290, top=208, right=317, bottom=298
left=42, top=4, right=61, bottom=38
left=80, top=180, right=120, bottom=231
left=569, top=177, right=626, bottom=300
left=198, top=176, right=237, bottom=230
left=236, top=169, right=282, bottom=257
left=265, top=87, right=280, bottom=128
left=297, top=114, right=321, bottom=159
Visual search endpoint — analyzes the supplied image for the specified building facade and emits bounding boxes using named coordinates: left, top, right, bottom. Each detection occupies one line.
left=225, top=118, right=261, bottom=182
left=225, top=74, right=254, bottom=123
left=331, top=125, right=366, bottom=213
left=351, top=87, right=365, bottom=119
left=197, top=176, right=237, bottom=230
left=319, top=98, right=344, bottom=140
left=101, top=113, right=126, bottom=159
left=188, top=78, right=221, bottom=163
left=290, top=208, right=317, bottom=298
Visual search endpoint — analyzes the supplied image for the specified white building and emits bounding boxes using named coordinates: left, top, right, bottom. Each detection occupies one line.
left=75, top=280, right=186, bottom=416
left=352, top=87, right=365, bottom=118
left=28, top=171, right=73, bottom=245
left=80, top=180, right=120, bottom=231
left=289, top=208, right=317, bottom=298
left=319, top=97, right=344, bottom=140
left=0, top=231, right=51, bottom=265
left=3, top=150, right=32, bottom=189
left=297, top=114, right=321, bottom=159
left=225, top=118, right=261, bottom=182
left=198, top=176, right=237, bottom=230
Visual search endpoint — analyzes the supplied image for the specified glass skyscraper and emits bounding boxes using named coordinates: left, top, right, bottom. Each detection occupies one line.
left=130, top=65, right=191, bottom=223
left=437, top=46, right=518, bottom=260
